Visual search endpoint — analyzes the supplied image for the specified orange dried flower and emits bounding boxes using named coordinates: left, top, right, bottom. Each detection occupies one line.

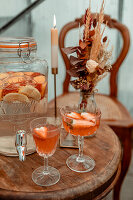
left=62, top=0, right=112, bottom=93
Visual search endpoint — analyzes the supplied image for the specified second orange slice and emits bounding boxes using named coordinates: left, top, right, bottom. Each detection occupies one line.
left=66, top=112, right=81, bottom=119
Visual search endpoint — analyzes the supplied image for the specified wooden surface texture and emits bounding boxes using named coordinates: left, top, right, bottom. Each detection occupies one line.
left=0, top=123, right=121, bottom=200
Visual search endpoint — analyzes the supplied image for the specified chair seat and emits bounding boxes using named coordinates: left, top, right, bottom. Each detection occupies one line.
left=48, top=92, right=131, bottom=120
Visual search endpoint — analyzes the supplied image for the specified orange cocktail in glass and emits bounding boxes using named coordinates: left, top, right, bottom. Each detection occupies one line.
left=33, top=125, right=59, bottom=157
left=30, top=117, right=61, bottom=186
left=62, top=112, right=99, bottom=137
left=61, top=106, right=101, bottom=173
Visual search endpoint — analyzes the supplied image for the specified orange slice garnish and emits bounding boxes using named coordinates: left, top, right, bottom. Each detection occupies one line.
left=11, top=72, right=24, bottom=76
left=66, top=112, right=81, bottom=119
left=40, top=82, right=47, bottom=98
left=4, top=76, right=25, bottom=84
left=24, top=72, right=34, bottom=76
left=72, top=119, right=95, bottom=128
left=31, top=72, right=41, bottom=77
left=33, top=75, right=47, bottom=98
left=33, top=75, right=46, bottom=84
left=0, top=73, right=9, bottom=80
left=2, top=83, right=19, bottom=97
left=81, top=112, right=96, bottom=123
left=34, top=127, right=48, bottom=139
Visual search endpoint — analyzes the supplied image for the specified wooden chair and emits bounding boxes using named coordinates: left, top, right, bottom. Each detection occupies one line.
left=48, top=14, right=133, bottom=200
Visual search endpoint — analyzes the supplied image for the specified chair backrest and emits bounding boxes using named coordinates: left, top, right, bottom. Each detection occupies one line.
left=59, top=14, right=130, bottom=98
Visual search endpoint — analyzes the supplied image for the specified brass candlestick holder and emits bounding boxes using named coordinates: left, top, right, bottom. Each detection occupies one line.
left=52, top=68, right=58, bottom=118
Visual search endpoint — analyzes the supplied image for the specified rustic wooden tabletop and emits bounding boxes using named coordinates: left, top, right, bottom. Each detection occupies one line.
left=0, top=122, right=121, bottom=200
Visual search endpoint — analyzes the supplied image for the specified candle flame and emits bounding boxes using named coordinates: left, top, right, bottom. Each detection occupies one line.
left=53, top=14, right=56, bottom=28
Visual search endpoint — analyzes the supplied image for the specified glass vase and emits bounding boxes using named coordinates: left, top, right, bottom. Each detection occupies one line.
left=79, top=91, right=97, bottom=113
left=79, top=91, right=98, bottom=137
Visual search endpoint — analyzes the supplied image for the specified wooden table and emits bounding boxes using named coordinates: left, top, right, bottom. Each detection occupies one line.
left=0, top=122, right=121, bottom=200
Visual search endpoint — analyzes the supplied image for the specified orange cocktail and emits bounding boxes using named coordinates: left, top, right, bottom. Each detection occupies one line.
left=60, top=105, right=101, bottom=173
left=30, top=117, right=61, bottom=186
left=33, top=125, right=59, bottom=156
left=63, top=111, right=99, bottom=136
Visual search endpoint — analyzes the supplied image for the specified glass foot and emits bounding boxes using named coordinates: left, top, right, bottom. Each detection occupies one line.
left=66, top=154, right=95, bottom=173
left=32, top=166, right=60, bottom=186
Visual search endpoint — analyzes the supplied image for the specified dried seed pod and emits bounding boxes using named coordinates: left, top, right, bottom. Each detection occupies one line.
left=103, top=36, right=107, bottom=43
left=79, top=40, right=87, bottom=49
left=89, top=29, right=95, bottom=37
left=93, top=18, right=97, bottom=28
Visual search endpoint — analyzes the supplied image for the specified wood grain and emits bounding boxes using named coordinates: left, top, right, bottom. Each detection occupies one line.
left=0, top=123, right=121, bottom=200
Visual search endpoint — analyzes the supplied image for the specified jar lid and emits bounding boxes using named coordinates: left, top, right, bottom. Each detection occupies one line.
left=0, top=37, right=37, bottom=53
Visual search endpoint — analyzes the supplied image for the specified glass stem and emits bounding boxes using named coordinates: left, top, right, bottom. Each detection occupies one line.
left=44, top=156, right=49, bottom=174
left=77, top=136, right=84, bottom=162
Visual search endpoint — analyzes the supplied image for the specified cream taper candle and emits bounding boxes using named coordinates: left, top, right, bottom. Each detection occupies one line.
left=51, top=14, right=58, bottom=74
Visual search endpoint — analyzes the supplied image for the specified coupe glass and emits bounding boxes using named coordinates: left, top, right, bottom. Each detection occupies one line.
left=30, top=117, right=61, bottom=186
left=60, top=105, right=101, bottom=173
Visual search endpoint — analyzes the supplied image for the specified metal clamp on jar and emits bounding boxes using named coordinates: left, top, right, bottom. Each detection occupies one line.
left=15, top=130, right=27, bottom=161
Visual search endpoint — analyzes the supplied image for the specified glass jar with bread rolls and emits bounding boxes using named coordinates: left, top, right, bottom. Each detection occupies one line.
left=0, top=37, right=48, bottom=157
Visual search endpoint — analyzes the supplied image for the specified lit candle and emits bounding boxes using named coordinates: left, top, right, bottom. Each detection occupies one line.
left=79, top=23, right=81, bottom=41
left=51, top=14, right=58, bottom=74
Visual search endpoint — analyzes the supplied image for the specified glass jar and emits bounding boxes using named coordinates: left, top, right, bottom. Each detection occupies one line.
left=0, top=37, right=48, bottom=156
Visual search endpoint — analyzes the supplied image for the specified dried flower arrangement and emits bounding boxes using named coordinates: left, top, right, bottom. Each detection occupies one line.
left=62, top=0, right=112, bottom=94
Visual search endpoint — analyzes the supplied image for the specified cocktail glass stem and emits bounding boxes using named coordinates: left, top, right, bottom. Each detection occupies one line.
left=66, top=134, right=95, bottom=172
left=44, top=156, right=49, bottom=174
left=77, top=136, right=85, bottom=162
